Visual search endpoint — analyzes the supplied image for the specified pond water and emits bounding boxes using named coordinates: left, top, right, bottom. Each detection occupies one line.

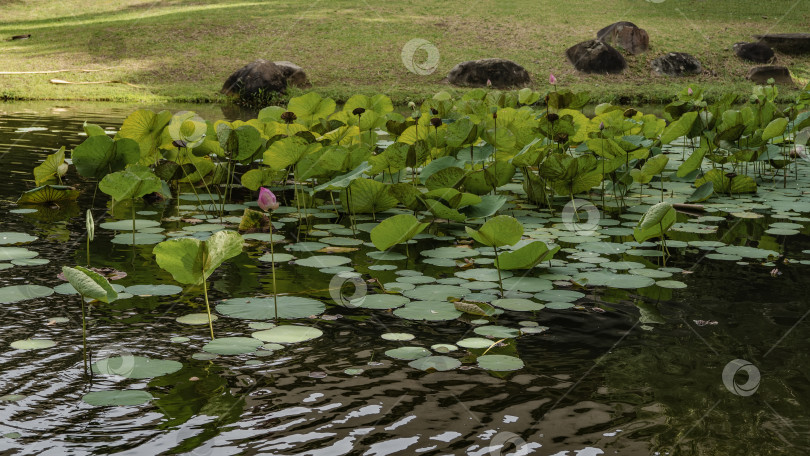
left=1, top=102, right=810, bottom=456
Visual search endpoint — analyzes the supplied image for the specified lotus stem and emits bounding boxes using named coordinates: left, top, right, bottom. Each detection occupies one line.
left=494, top=245, right=504, bottom=296
left=270, top=212, right=279, bottom=321
left=80, top=293, right=87, bottom=375
left=201, top=252, right=215, bottom=340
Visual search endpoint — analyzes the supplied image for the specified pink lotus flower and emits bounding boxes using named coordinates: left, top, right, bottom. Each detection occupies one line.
left=687, top=87, right=694, bottom=95
left=486, top=79, right=492, bottom=87
left=258, top=187, right=279, bottom=211
left=549, top=73, right=557, bottom=85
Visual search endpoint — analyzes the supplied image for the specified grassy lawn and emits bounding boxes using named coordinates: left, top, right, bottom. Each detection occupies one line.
left=1, top=0, right=808, bottom=105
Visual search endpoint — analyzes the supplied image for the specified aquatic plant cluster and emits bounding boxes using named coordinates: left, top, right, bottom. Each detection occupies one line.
left=5, top=78, right=810, bottom=407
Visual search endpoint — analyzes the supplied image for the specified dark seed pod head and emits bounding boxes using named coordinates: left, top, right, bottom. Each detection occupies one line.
left=547, top=113, right=559, bottom=122
left=492, top=112, right=498, bottom=120
left=599, top=121, right=605, bottom=131
left=172, top=139, right=188, bottom=148
left=430, top=108, right=439, bottom=116
left=280, top=111, right=297, bottom=124
left=554, top=132, right=569, bottom=143
left=352, top=107, right=366, bottom=116
left=623, top=108, right=638, bottom=118
left=430, top=117, right=442, bottom=128
left=725, top=172, right=737, bottom=179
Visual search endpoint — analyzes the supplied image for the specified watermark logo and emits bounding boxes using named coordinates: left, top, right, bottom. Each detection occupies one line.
left=722, top=358, right=760, bottom=397
left=487, top=431, right=530, bottom=456
left=328, top=272, right=367, bottom=308
left=561, top=198, right=601, bottom=235
left=401, top=38, right=440, bottom=76
left=94, top=343, right=137, bottom=377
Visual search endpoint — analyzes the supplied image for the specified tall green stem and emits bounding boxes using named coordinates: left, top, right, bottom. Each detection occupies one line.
left=80, top=293, right=87, bottom=374
left=494, top=245, right=504, bottom=296
left=270, top=212, right=279, bottom=321
left=201, top=251, right=215, bottom=340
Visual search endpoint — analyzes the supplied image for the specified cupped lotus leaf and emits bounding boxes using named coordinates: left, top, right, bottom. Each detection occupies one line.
left=99, top=165, right=162, bottom=202
left=466, top=215, right=523, bottom=247
left=677, top=140, right=709, bottom=177
left=370, top=214, right=429, bottom=251
left=216, top=296, right=325, bottom=320
left=425, top=199, right=467, bottom=222
left=251, top=325, right=323, bottom=344
left=762, top=117, right=789, bottom=141
left=477, top=354, right=525, bottom=372
left=72, top=135, right=140, bottom=180
left=394, top=300, right=464, bottom=321
left=264, top=136, right=321, bottom=170
left=0, top=285, right=53, bottom=303
left=10, top=339, right=56, bottom=350
left=82, top=390, right=153, bottom=407
left=153, top=230, right=244, bottom=285
left=313, top=161, right=372, bottom=193
left=92, top=356, right=182, bottom=379
left=495, top=241, right=559, bottom=270
left=342, top=178, right=398, bottom=214
left=240, top=167, right=285, bottom=191
left=116, top=109, right=172, bottom=164
left=345, top=93, right=394, bottom=115
left=385, top=346, right=431, bottom=360
left=62, top=266, right=117, bottom=303
left=202, top=337, right=263, bottom=355
left=634, top=202, right=676, bottom=243
left=694, top=169, right=757, bottom=194
left=83, top=121, right=108, bottom=137
left=461, top=194, right=507, bottom=219
left=216, top=123, right=264, bottom=161
left=408, top=355, right=461, bottom=372
left=17, top=185, right=79, bottom=205
left=639, top=154, right=669, bottom=177
left=287, top=92, right=337, bottom=127
left=167, top=111, right=207, bottom=149
left=33, top=147, right=68, bottom=185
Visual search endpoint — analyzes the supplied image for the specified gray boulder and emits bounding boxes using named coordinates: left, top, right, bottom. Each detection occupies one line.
left=565, top=39, right=627, bottom=74
left=752, top=33, right=810, bottom=55
left=733, top=42, right=775, bottom=63
left=446, top=58, right=531, bottom=88
left=597, top=21, right=649, bottom=55
left=651, top=52, right=702, bottom=76
left=747, top=65, right=794, bottom=85
left=221, top=60, right=309, bottom=98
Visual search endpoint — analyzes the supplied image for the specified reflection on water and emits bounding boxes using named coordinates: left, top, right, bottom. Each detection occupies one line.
left=1, top=102, right=809, bottom=455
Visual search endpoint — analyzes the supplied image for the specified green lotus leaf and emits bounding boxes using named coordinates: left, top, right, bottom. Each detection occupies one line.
left=98, top=165, right=162, bottom=201
left=465, top=215, right=523, bottom=247
left=634, top=202, right=676, bottom=242
left=287, top=92, right=336, bottom=128
left=341, top=178, right=398, bottom=214
left=370, top=214, right=429, bottom=251
left=17, top=185, right=79, bottom=205
left=116, top=109, right=172, bottom=164
left=495, top=241, right=559, bottom=270
left=153, top=230, right=243, bottom=285
left=33, top=147, right=67, bottom=186
left=62, top=266, right=117, bottom=303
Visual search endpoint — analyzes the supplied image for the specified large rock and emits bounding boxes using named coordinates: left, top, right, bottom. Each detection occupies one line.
left=221, top=60, right=309, bottom=98
left=733, top=42, right=775, bottom=63
left=446, top=58, right=531, bottom=88
left=651, top=52, right=702, bottom=76
left=565, top=39, right=627, bottom=74
left=752, top=33, right=810, bottom=55
left=747, top=65, right=794, bottom=85
left=596, top=21, right=649, bottom=55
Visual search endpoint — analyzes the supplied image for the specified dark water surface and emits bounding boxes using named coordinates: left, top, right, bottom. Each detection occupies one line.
left=1, top=101, right=809, bottom=456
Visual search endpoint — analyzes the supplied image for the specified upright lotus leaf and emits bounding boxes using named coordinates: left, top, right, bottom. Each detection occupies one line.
left=687, top=181, right=714, bottom=203
left=631, top=154, right=669, bottom=184
left=370, top=214, right=429, bottom=250
left=17, top=185, right=80, bottom=204
left=446, top=117, right=478, bottom=147
left=426, top=167, right=466, bottom=191
left=677, top=139, right=709, bottom=177
left=263, top=136, right=321, bottom=171
left=62, top=266, right=117, bottom=303
left=296, top=144, right=345, bottom=180
left=461, top=194, right=507, bottom=219
left=344, top=94, right=394, bottom=115
left=466, top=215, right=523, bottom=247
left=240, top=167, right=285, bottom=191
left=425, top=199, right=467, bottom=222
left=660, top=111, right=698, bottom=145
left=495, top=241, right=560, bottom=270
left=83, top=121, right=108, bottom=137
left=341, top=178, right=397, bottom=214
left=167, top=112, right=207, bottom=149
left=116, top=109, right=172, bottom=164
left=287, top=92, right=336, bottom=128
left=72, top=135, right=140, bottom=180
left=694, top=169, right=757, bottom=194
left=217, top=123, right=264, bottom=162
left=33, top=147, right=68, bottom=185
left=762, top=117, right=788, bottom=142
left=153, top=230, right=244, bottom=285
left=313, top=161, right=371, bottom=193
left=98, top=165, right=162, bottom=201
left=633, top=202, right=676, bottom=242
left=388, top=183, right=427, bottom=211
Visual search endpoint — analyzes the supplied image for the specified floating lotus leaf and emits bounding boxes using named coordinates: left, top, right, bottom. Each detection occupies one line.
left=10, top=339, right=56, bottom=350
left=381, top=333, right=415, bottom=341
left=82, top=390, right=153, bottom=407
left=393, top=300, right=463, bottom=321
left=92, top=356, right=182, bottom=379
left=252, top=325, right=324, bottom=344
left=0, top=232, right=37, bottom=245
left=474, top=325, right=520, bottom=338
left=385, top=346, right=431, bottom=360
left=353, top=294, right=409, bottom=310
left=491, top=298, right=544, bottom=312
left=295, top=255, right=351, bottom=268
left=403, top=285, right=469, bottom=301
left=217, top=296, right=325, bottom=320
left=477, top=354, right=525, bottom=371
left=176, top=313, right=219, bottom=325
left=457, top=337, right=498, bottom=349
left=124, top=284, right=182, bottom=296
left=202, top=337, right=263, bottom=355
left=408, top=356, right=461, bottom=372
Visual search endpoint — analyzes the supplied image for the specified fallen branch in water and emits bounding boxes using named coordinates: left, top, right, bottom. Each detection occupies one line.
left=49, top=79, right=143, bottom=89
left=673, top=203, right=706, bottom=215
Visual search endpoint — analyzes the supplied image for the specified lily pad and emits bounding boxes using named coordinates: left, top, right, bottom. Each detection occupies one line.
left=381, top=332, right=415, bottom=341
left=0, top=232, right=38, bottom=245
left=124, top=284, right=183, bottom=296
left=385, top=346, right=431, bottom=360
left=491, top=298, right=544, bottom=312
left=393, top=300, right=464, bottom=321
left=295, top=255, right=352, bottom=268
left=217, top=296, right=325, bottom=320
left=474, top=325, right=521, bottom=338
left=403, top=285, right=469, bottom=301
left=0, top=285, right=53, bottom=303
left=252, top=325, right=324, bottom=344
left=457, top=338, right=498, bottom=349
left=10, top=339, right=56, bottom=350
left=202, top=337, right=263, bottom=355
left=82, top=390, right=153, bottom=406
left=477, top=354, right=524, bottom=371
left=176, top=313, right=219, bottom=325
left=353, top=294, right=409, bottom=309
left=408, top=356, right=461, bottom=372
left=0, top=247, right=38, bottom=261
left=92, top=356, right=182, bottom=379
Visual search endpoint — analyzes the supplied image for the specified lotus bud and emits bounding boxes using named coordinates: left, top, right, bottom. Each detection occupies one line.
left=408, top=102, right=416, bottom=110
left=257, top=187, right=279, bottom=211
left=280, top=111, right=297, bottom=124
left=486, top=79, right=492, bottom=87
left=549, top=73, right=557, bottom=84
left=688, top=87, right=694, bottom=96
left=430, top=117, right=442, bottom=128
left=599, top=121, right=605, bottom=131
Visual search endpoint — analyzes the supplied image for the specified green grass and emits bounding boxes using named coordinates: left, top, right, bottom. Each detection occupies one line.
left=1, top=0, right=809, bottom=105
